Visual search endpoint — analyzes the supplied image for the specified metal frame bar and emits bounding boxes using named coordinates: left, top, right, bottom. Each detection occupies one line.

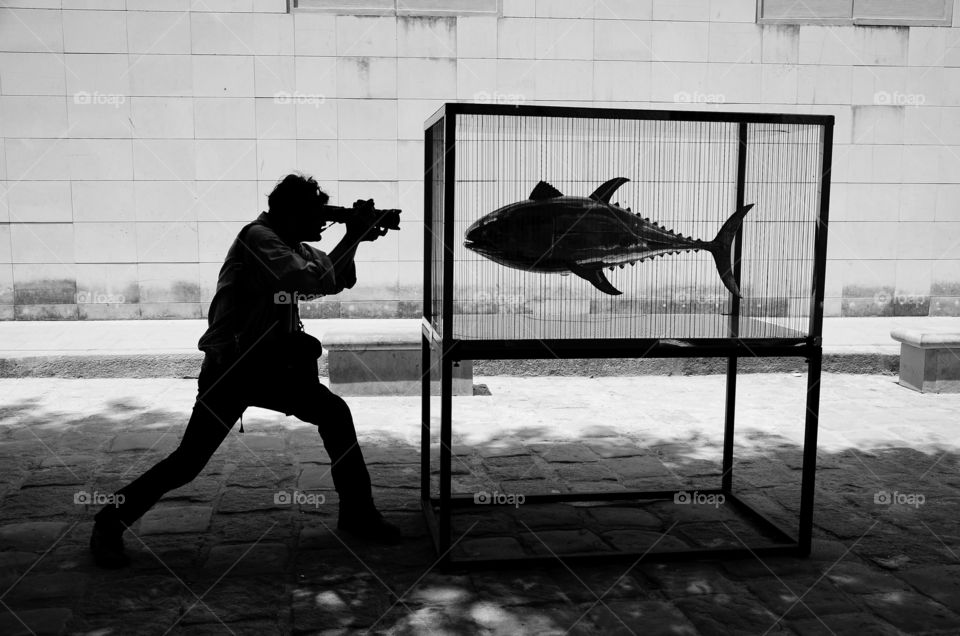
left=797, top=119, right=834, bottom=555
left=451, top=338, right=814, bottom=360
left=422, top=105, right=832, bottom=569
left=722, top=122, right=749, bottom=494
left=437, top=108, right=458, bottom=555
left=420, top=490, right=802, bottom=569
left=424, top=102, right=835, bottom=130
left=421, top=123, right=434, bottom=505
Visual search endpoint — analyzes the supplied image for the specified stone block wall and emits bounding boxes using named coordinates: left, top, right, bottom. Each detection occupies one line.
left=1, top=0, right=959, bottom=319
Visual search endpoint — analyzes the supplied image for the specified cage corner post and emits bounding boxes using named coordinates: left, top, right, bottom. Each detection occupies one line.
left=435, top=107, right=458, bottom=567
left=798, top=347, right=823, bottom=556
left=722, top=120, right=749, bottom=495
left=798, top=118, right=834, bottom=556
left=421, top=123, right=434, bottom=516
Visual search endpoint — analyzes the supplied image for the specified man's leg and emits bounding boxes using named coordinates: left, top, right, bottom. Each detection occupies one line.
left=249, top=373, right=399, bottom=543
left=91, top=357, right=246, bottom=566
left=289, top=383, right=372, bottom=502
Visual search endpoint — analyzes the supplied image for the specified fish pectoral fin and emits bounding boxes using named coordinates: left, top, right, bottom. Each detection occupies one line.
left=589, top=177, right=630, bottom=203
left=529, top=181, right=564, bottom=200
left=569, top=263, right=622, bottom=295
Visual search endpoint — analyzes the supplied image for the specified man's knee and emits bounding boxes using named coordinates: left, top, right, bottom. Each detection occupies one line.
left=326, top=392, right=352, bottom=422
left=297, top=389, right=353, bottom=427
left=166, top=444, right=214, bottom=486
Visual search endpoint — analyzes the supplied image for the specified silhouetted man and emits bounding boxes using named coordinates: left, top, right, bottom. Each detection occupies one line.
left=91, top=173, right=400, bottom=568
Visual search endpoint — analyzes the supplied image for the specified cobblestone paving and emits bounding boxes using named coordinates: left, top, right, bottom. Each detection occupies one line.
left=1, top=374, right=959, bottom=635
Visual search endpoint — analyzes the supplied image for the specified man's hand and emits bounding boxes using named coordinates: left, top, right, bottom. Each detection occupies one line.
left=345, top=199, right=388, bottom=243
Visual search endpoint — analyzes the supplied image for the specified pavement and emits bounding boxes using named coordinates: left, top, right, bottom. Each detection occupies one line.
left=2, top=316, right=954, bottom=357
left=1, top=370, right=960, bottom=635
left=1, top=316, right=958, bottom=378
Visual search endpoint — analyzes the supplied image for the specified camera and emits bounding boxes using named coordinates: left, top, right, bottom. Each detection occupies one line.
left=304, top=199, right=402, bottom=242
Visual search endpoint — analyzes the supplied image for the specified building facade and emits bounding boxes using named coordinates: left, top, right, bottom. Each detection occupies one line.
left=0, top=0, right=958, bottom=319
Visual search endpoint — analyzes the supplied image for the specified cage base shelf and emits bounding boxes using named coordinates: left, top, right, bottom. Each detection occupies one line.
left=421, top=490, right=805, bottom=570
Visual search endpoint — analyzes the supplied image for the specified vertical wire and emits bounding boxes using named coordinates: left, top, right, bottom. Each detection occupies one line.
left=800, top=125, right=808, bottom=333
left=775, top=125, right=783, bottom=335
left=693, top=121, right=701, bottom=337
left=801, top=125, right=809, bottom=332
left=727, top=121, right=735, bottom=335
left=810, top=124, right=818, bottom=333
left=781, top=125, right=790, bottom=335
left=781, top=126, right=789, bottom=334
left=793, top=126, right=801, bottom=333
left=810, top=124, right=819, bottom=333
left=771, top=125, right=779, bottom=337
left=747, top=123, right=754, bottom=336
left=787, top=126, right=796, bottom=333
left=634, top=118, right=640, bottom=340
left=801, top=124, right=812, bottom=334
left=477, top=115, right=482, bottom=339
left=657, top=118, right=664, bottom=337
left=677, top=120, right=682, bottom=336
left=721, top=121, right=730, bottom=335
left=784, top=125, right=793, bottom=335
left=769, top=124, right=778, bottom=336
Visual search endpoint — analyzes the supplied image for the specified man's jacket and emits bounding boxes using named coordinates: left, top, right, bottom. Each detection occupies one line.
left=198, top=212, right=356, bottom=359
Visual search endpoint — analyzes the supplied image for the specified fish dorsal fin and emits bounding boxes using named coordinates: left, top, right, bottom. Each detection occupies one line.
left=569, top=263, right=622, bottom=296
left=529, top=181, right=564, bottom=200
left=589, top=177, right=630, bottom=203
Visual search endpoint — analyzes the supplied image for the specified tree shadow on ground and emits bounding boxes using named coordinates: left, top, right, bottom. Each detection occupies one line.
left=0, top=397, right=958, bottom=635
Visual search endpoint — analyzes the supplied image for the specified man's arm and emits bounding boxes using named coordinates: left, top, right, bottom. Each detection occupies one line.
left=299, top=240, right=356, bottom=293
left=313, top=200, right=387, bottom=293
left=243, top=225, right=338, bottom=295
left=324, top=231, right=363, bottom=291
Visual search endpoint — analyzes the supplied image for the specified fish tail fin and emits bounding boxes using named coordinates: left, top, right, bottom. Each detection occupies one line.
left=707, top=204, right=754, bottom=297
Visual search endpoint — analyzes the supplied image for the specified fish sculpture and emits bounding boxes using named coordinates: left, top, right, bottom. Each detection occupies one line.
left=463, top=177, right=754, bottom=297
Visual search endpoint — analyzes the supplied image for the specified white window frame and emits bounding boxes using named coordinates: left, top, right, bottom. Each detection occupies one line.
left=757, top=0, right=954, bottom=26
left=293, top=0, right=500, bottom=16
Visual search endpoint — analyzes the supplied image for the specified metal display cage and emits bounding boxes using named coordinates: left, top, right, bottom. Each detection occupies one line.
left=421, top=103, right=833, bottom=568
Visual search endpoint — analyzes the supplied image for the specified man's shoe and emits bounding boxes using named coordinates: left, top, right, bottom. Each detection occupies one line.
left=90, top=519, right=130, bottom=568
left=338, top=505, right=401, bottom=545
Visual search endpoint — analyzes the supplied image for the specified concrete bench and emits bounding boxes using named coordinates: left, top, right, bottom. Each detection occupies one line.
left=890, top=328, right=960, bottom=393
left=323, top=326, right=473, bottom=396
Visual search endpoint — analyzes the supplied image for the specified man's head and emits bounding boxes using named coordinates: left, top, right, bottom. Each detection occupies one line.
left=267, top=173, right=329, bottom=242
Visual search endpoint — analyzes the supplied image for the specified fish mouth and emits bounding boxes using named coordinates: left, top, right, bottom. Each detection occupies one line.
left=464, top=239, right=493, bottom=256
left=463, top=234, right=487, bottom=250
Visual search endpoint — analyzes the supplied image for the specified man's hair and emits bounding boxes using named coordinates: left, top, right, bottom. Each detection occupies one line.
left=267, top=173, right=329, bottom=221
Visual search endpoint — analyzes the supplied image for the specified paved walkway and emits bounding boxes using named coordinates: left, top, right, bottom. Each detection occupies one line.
left=1, top=316, right=958, bottom=357
left=1, top=373, right=959, bottom=634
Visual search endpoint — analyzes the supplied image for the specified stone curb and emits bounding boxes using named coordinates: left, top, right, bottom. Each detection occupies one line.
left=0, top=351, right=898, bottom=378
